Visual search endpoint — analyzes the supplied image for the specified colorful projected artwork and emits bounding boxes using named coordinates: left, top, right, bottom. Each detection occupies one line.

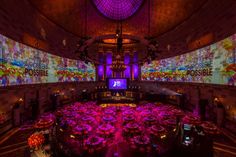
left=0, top=34, right=95, bottom=86
left=141, top=34, right=236, bottom=85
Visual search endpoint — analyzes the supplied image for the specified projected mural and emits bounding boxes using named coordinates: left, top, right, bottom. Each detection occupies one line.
left=141, top=34, right=236, bottom=85
left=0, top=34, right=95, bottom=86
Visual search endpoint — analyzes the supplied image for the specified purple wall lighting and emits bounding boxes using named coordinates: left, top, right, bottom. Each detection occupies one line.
left=106, top=53, right=112, bottom=64
left=124, top=53, right=130, bottom=64
left=97, top=52, right=105, bottom=80
left=132, top=64, right=139, bottom=80
left=98, top=65, right=104, bottom=80
left=92, top=0, right=144, bottom=20
left=124, top=53, right=131, bottom=78
left=132, top=51, right=139, bottom=80
left=124, top=66, right=131, bottom=78
left=106, top=66, right=113, bottom=78
left=106, top=53, right=113, bottom=78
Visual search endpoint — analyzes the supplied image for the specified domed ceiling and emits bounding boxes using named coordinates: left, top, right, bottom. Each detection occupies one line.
left=0, top=0, right=236, bottom=60
left=28, top=0, right=206, bottom=37
left=92, top=0, right=144, bottom=20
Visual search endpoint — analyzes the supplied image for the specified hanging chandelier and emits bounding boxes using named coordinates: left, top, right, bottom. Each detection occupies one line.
left=110, top=22, right=127, bottom=72
left=110, top=54, right=127, bottom=72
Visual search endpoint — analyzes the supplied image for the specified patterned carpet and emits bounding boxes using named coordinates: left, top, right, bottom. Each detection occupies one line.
left=0, top=125, right=235, bottom=157
left=0, top=125, right=34, bottom=157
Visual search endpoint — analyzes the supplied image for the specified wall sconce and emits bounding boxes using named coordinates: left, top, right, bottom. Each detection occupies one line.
left=52, top=90, right=61, bottom=96
left=214, top=97, right=220, bottom=103
left=18, top=98, right=24, bottom=103
left=13, top=98, right=24, bottom=109
left=16, top=98, right=24, bottom=105
left=176, top=89, right=184, bottom=94
left=213, top=97, right=223, bottom=107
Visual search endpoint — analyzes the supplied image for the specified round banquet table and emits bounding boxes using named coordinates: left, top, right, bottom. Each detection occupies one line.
left=201, top=122, right=219, bottom=135
left=72, top=124, right=92, bottom=138
left=162, top=105, right=175, bottom=111
left=159, top=112, right=174, bottom=121
left=150, top=125, right=166, bottom=136
left=85, top=110, right=98, bottom=116
left=84, top=136, right=106, bottom=154
left=130, top=135, right=153, bottom=153
left=169, top=109, right=184, bottom=117
left=34, top=117, right=55, bottom=144
left=143, top=115, right=157, bottom=126
left=183, top=115, right=201, bottom=125
left=102, top=115, right=116, bottom=124
left=62, top=111, right=77, bottom=118
left=149, top=125, right=167, bottom=144
left=97, top=124, right=115, bottom=137
left=104, top=109, right=115, bottom=115
left=140, top=110, right=153, bottom=116
left=122, top=110, right=134, bottom=116
left=55, top=109, right=64, bottom=117
left=123, top=122, right=142, bottom=137
left=123, top=115, right=135, bottom=124
left=134, top=135, right=150, bottom=146
left=81, top=116, right=95, bottom=124
left=162, top=119, right=176, bottom=129
left=34, top=118, right=54, bottom=130
left=62, top=119, right=77, bottom=128
left=40, top=113, right=55, bottom=119
left=76, top=107, right=87, bottom=114
left=64, top=105, right=78, bottom=111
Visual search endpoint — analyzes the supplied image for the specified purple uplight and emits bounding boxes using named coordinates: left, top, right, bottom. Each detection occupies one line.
left=98, top=65, right=104, bottom=80
left=133, top=51, right=139, bottom=80
left=124, top=53, right=131, bottom=78
left=133, top=64, right=139, bottom=79
left=93, top=0, right=144, bottom=20
left=125, top=66, right=131, bottom=78
left=106, top=53, right=112, bottom=77
left=106, top=65, right=112, bottom=78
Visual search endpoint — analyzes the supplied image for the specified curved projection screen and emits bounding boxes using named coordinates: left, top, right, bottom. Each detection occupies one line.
left=141, top=34, right=236, bottom=85
left=0, top=34, right=95, bottom=86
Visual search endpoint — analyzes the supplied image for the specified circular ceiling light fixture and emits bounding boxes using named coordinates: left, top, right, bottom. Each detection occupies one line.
left=92, top=0, right=144, bottom=20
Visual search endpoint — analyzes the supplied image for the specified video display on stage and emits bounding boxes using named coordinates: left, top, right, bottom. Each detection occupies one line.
left=141, top=34, right=236, bottom=86
left=108, top=78, right=127, bottom=90
left=0, top=34, right=96, bottom=86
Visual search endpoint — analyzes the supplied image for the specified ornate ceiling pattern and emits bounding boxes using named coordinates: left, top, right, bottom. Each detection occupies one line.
left=92, top=0, right=144, bottom=20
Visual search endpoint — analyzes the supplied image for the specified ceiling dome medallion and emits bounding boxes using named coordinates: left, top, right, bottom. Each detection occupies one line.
left=92, top=0, right=144, bottom=20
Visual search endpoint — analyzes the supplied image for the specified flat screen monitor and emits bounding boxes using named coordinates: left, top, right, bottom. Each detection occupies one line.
left=108, top=78, right=127, bottom=90
left=184, top=124, right=192, bottom=131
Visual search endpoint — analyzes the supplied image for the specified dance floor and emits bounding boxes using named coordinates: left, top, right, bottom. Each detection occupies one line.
left=33, top=102, right=220, bottom=157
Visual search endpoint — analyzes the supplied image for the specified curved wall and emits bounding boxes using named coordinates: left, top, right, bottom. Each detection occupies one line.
left=0, top=34, right=96, bottom=87
left=141, top=34, right=236, bottom=86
